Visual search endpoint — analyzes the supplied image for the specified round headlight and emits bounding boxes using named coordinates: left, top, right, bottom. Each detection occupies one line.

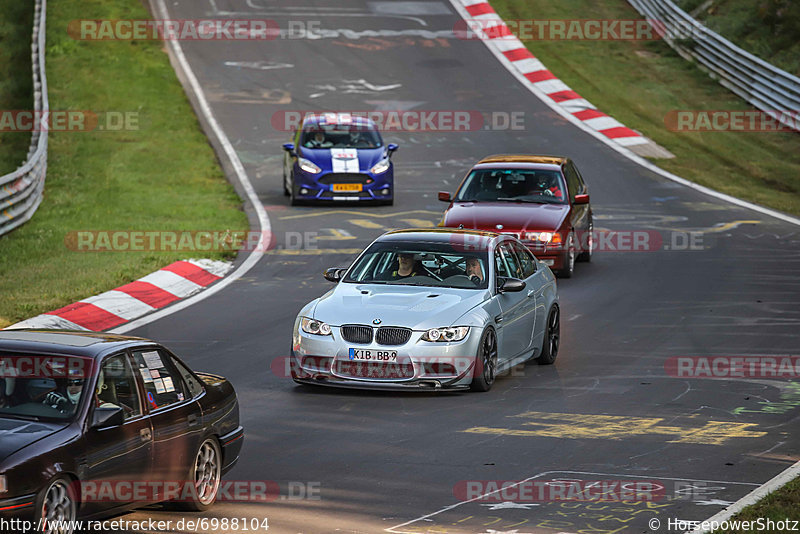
left=426, top=328, right=441, bottom=341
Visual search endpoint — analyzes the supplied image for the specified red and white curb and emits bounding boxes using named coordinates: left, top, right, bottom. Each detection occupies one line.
left=7, top=259, right=231, bottom=332
left=455, top=0, right=671, bottom=158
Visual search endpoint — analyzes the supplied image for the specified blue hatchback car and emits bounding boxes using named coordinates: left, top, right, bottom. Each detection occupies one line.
left=282, top=114, right=398, bottom=205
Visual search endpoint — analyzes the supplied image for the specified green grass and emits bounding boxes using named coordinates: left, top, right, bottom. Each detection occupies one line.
left=0, top=0, right=248, bottom=328
left=491, top=0, right=800, bottom=216
left=678, top=0, right=800, bottom=77
left=714, top=475, right=800, bottom=533
left=0, top=0, right=34, bottom=175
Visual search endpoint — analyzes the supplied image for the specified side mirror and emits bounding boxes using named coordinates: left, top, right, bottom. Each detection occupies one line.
left=438, top=191, right=451, bottom=202
left=573, top=194, right=590, bottom=205
left=323, top=268, right=346, bottom=283
left=282, top=143, right=296, bottom=156
left=91, top=405, right=124, bottom=429
left=497, top=277, right=526, bottom=293
left=387, top=143, right=399, bottom=154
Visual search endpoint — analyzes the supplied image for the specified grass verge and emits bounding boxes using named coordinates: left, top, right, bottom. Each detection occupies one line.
left=491, top=0, right=800, bottom=216
left=715, top=474, right=800, bottom=533
left=0, top=0, right=248, bottom=328
left=0, top=0, right=33, bottom=174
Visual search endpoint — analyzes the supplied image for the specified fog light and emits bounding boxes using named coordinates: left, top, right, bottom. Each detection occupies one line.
left=381, top=188, right=390, bottom=195
left=300, top=188, right=309, bottom=195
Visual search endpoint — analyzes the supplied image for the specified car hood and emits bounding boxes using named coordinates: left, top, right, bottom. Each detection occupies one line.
left=443, top=201, right=570, bottom=232
left=299, top=146, right=388, bottom=174
left=0, top=416, right=67, bottom=461
left=312, top=283, right=489, bottom=330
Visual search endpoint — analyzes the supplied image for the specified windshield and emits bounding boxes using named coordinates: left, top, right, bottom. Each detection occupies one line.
left=455, top=168, right=567, bottom=204
left=301, top=123, right=383, bottom=149
left=344, top=241, right=490, bottom=289
left=0, top=355, right=91, bottom=421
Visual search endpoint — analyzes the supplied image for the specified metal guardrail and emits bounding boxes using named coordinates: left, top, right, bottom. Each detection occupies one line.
left=0, top=0, right=48, bottom=237
left=628, top=0, right=800, bottom=131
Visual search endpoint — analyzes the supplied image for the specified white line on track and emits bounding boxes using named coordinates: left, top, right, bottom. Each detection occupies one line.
left=112, top=0, right=271, bottom=334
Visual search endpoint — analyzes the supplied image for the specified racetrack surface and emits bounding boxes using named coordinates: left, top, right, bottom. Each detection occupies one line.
left=122, top=1, right=800, bottom=532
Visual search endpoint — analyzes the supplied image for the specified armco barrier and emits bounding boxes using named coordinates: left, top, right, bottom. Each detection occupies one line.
left=627, top=0, right=800, bottom=131
left=0, top=0, right=48, bottom=237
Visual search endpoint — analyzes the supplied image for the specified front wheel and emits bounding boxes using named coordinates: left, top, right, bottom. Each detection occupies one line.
left=179, top=438, right=222, bottom=512
left=536, top=305, right=560, bottom=365
left=557, top=232, right=575, bottom=278
left=577, top=218, right=592, bottom=263
left=35, top=476, right=77, bottom=534
left=471, top=327, right=498, bottom=392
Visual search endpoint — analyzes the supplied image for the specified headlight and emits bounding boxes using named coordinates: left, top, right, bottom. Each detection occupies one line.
left=298, top=158, right=322, bottom=174
left=523, top=231, right=562, bottom=244
left=370, top=159, right=391, bottom=174
left=301, top=317, right=332, bottom=336
left=0, top=474, right=7, bottom=494
left=422, top=326, right=470, bottom=342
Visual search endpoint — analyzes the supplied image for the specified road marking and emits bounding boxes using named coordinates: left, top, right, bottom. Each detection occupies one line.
left=350, top=219, right=387, bottom=229
left=317, top=228, right=356, bottom=240
left=280, top=209, right=439, bottom=220
left=462, top=412, right=766, bottom=445
left=401, top=218, right=435, bottom=227
left=224, top=60, right=294, bottom=70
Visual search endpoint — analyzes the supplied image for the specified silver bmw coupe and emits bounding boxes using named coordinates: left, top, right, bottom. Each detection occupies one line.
left=291, top=229, right=560, bottom=392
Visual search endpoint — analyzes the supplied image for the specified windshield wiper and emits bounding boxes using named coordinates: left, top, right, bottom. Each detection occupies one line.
left=0, top=412, right=42, bottom=422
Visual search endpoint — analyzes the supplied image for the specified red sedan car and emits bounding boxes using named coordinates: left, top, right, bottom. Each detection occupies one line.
left=438, top=155, right=592, bottom=277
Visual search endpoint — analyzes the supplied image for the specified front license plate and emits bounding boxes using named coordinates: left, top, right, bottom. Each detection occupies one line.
left=349, top=348, right=397, bottom=362
left=332, top=183, right=362, bottom=192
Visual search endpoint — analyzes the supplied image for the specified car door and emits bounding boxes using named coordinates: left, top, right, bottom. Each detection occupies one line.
left=130, top=347, right=203, bottom=493
left=493, top=242, right=534, bottom=360
left=512, top=241, right=546, bottom=351
left=81, top=352, right=153, bottom=516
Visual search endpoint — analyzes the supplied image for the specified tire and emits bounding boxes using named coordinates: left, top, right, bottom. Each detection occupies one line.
left=577, top=217, right=592, bottom=263
left=289, top=180, right=301, bottom=206
left=282, top=168, right=290, bottom=196
left=178, top=438, right=222, bottom=512
left=35, top=476, right=77, bottom=534
left=557, top=232, right=576, bottom=278
left=536, top=305, right=560, bottom=365
left=470, top=327, right=498, bottom=392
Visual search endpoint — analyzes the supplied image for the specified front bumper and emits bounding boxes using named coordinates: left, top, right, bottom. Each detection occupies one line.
left=521, top=241, right=565, bottom=270
left=294, top=169, right=394, bottom=201
left=291, top=326, right=483, bottom=390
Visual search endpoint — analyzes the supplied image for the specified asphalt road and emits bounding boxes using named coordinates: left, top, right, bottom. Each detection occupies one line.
left=123, top=1, right=800, bottom=532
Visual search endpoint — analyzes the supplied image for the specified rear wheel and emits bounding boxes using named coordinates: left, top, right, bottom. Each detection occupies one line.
left=471, top=327, right=498, bottom=392
left=178, top=438, right=222, bottom=512
left=35, top=476, right=77, bottom=534
left=577, top=217, right=593, bottom=262
left=557, top=232, right=575, bottom=278
left=536, top=305, right=560, bottom=365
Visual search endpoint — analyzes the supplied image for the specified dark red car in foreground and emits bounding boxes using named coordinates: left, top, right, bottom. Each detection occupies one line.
left=438, top=155, right=592, bottom=277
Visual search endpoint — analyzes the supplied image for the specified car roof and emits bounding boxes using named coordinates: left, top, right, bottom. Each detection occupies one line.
left=380, top=228, right=502, bottom=243
left=473, top=155, right=567, bottom=171
left=302, top=113, right=377, bottom=129
left=0, top=329, right=154, bottom=359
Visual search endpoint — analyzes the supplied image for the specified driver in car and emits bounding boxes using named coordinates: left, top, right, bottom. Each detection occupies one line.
left=528, top=174, right=564, bottom=199
left=465, top=257, right=484, bottom=283
left=44, top=375, right=84, bottom=413
left=306, top=131, right=333, bottom=148
left=387, top=253, right=420, bottom=279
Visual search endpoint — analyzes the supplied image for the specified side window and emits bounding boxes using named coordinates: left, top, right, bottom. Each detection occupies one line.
left=131, top=349, right=187, bottom=411
left=96, top=354, right=142, bottom=420
left=500, top=244, right=523, bottom=279
left=563, top=163, right=580, bottom=201
left=573, top=162, right=587, bottom=190
left=512, top=242, right=537, bottom=278
left=494, top=249, right=510, bottom=278
left=170, top=356, right=204, bottom=399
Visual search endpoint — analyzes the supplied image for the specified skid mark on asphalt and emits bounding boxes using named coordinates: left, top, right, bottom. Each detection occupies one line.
left=386, top=471, right=758, bottom=534
left=462, top=412, right=766, bottom=445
